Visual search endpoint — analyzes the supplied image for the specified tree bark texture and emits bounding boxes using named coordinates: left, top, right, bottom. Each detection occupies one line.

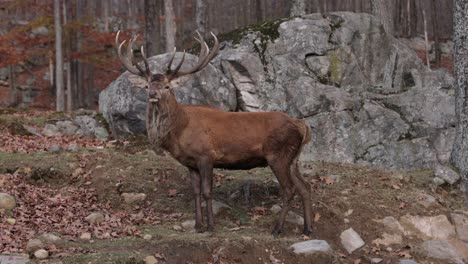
left=196, top=0, right=206, bottom=36
left=144, top=0, right=161, bottom=57
left=164, top=0, right=176, bottom=53
left=451, top=0, right=468, bottom=204
left=54, top=0, right=65, bottom=112
left=371, top=0, right=395, bottom=35
left=290, top=0, right=306, bottom=16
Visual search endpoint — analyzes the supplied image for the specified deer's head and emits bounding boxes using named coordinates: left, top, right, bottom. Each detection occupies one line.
left=115, top=31, right=220, bottom=105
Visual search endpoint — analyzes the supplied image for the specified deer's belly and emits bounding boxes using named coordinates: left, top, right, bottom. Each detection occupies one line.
left=214, top=157, right=268, bottom=170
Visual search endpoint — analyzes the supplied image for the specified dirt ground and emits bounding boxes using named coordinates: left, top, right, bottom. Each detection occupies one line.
left=0, top=109, right=465, bottom=264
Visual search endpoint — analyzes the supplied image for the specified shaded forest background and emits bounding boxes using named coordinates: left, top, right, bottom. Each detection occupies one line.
left=0, top=0, right=454, bottom=110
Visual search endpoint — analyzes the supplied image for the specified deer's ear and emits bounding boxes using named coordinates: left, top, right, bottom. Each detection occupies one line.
left=128, top=75, right=148, bottom=88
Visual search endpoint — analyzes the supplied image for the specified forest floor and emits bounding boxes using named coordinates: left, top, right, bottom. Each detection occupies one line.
left=0, top=109, right=466, bottom=264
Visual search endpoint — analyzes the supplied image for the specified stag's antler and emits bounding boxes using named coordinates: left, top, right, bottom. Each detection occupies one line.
left=115, top=31, right=151, bottom=78
left=165, top=31, right=220, bottom=80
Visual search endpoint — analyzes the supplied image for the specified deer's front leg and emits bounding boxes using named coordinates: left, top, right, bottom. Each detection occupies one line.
left=189, top=168, right=203, bottom=232
left=199, top=158, right=214, bottom=232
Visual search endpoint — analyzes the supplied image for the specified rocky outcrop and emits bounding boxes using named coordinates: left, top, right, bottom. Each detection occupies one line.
left=99, top=12, right=455, bottom=171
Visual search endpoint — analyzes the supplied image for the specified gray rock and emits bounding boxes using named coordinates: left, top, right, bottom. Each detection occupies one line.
left=434, top=164, right=460, bottom=185
left=26, top=239, right=44, bottom=253
left=100, top=12, right=455, bottom=171
left=400, top=214, right=456, bottom=240
left=451, top=213, right=468, bottom=242
left=94, top=127, right=109, bottom=141
left=144, top=255, right=158, bottom=264
left=38, top=233, right=62, bottom=244
left=417, top=194, right=437, bottom=208
left=74, top=115, right=98, bottom=137
left=48, top=144, right=62, bottom=153
left=85, top=212, right=105, bottom=224
left=399, top=260, right=418, bottom=264
left=66, top=143, right=79, bottom=152
left=23, top=125, right=43, bottom=137
left=121, top=193, right=146, bottom=204
left=31, top=26, right=49, bottom=36
left=371, top=258, right=383, bottom=263
left=286, top=211, right=305, bottom=226
left=0, top=255, right=28, bottom=264
left=143, top=234, right=153, bottom=240
left=55, top=120, right=78, bottom=136
left=0, top=193, right=16, bottom=210
left=421, top=240, right=464, bottom=264
left=80, top=232, right=91, bottom=240
left=340, top=228, right=365, bottom=254
left=376, top=216, right=406, bottom=235
left=270, top=204, right=282, bottom=214
left=290, top=240, right=331, bottom=254
left=33, top=249, right=48, bottom=259
left=181, top=220, right=196, bottom=230
left=433, top=177, right=446, bottom=186
left=42, top=124, right=59, bottom=136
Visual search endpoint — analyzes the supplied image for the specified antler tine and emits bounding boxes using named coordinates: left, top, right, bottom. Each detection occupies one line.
left=167, top=31, right=218, bottom=80
left=198, top=32, right=220, bottom=69
left=140, top=46, right=151, bottom=77
left=115, top=30, right=150, bottom=77
left=166, top=47, right=177, bottom=74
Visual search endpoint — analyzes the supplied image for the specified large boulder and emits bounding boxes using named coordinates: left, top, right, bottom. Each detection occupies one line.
left=99, top=12, right=455, bottom=170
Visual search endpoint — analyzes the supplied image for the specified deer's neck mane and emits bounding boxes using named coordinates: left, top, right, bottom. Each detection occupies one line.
left=146, top=94, right=188, bottom=150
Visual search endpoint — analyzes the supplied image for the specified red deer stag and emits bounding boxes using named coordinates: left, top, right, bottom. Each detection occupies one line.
left=115, top=31, right=313, bottom=236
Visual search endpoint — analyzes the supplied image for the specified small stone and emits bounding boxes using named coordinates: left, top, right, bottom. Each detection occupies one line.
left=42, top=124, right=59, bottom=136
left=34, top=249, right=49, bottom=259
left=143, top=234, right=152, bottom=240
left=173, top=225, right=182, bottom=231
left=376, top=216, right=406, bottom=235
left=242, top=236, right=252, bottom=241
left=290, top=240, right=331, bottom=254
left=66, top=143, right=79, bottom=152
left=451, top=213, right=468, bottom=242
left=80, top=232, right=92, bottom=240
left=48, top=144, right=62, bottom=153
left=421, top=240, right=464, bottom=264
left=432, top=177, right=445, bottom=186
left=144, top=255, right=158, bottom=264
left=286, top=211, right=304, bottom=226
left=399, top=260, right=418, bottom=264
left=94, top=127, right=109, bottom=141
left=39, top=233, right=62, bottom=244
left=372, top=232, right=402, bottom=246
left=6, top=218, right=16, bottom=225
left=85, top=212, right=105, bottom=224
left=0, top=192, right=17, bottom=210
left=181, top=220, right=196, bottom=230
left=270, top=204, right=282, bottom=214
left=371, top=258, right=383, bottom=263
left=26, top=238, right=44, bottom=253
left=121, top=193, right=147, bottom=204
left=202, top=200, right=231, bottom=215
left=400, top=214, right=456, bottom=239
left=0, top=255, right=29, bottom=264
left=340, top=228, right=365, bottom=254
left=417, top=193, right=437, bottom=208
left=434, top=164, right=460, bottom=185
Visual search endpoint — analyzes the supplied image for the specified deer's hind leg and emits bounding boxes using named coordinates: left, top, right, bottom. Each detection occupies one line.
left=269, top=159, right=296, bottom=237
left=290, top=158, right=313, bottom=235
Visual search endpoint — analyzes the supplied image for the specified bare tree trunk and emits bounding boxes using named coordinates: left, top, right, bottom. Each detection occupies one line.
left=290, top=0, right=306, bottom=16
left=371, top=0, right=395, bottom=35
left=8, top=65, right=17, bottom=107
left=423, top=9, right=431, bottom=69
left=164, top=0, right=176, bottom=53
left=451, top=0, right=468, bottom=205
left=431, top=0, right=441, bottom=67
left=196, top=0, right=206, bottom=36
left=144, top=0, right=161, bottom=57
left=63, top=0, right=73, bottom=112
left=103, top=0, right=110, bottom=32
left=76, top=0, right=84, bottom=108
left=54, top=0, right=65, bottom=112
left=87, top=64, right=94, bottom=108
